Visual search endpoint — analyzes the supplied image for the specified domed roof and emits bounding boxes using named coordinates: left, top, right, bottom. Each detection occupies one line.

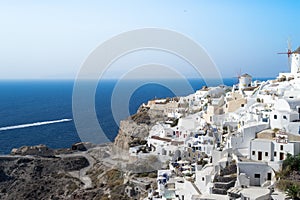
left=240, top=73, right=252, bottom=78
left=274, top=98, right=300, bottom=112
left=274, top=99, right=291, bottom=112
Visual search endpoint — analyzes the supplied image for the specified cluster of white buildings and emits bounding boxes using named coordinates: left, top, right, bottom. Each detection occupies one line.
left=127, top=47, right=300, bottom=200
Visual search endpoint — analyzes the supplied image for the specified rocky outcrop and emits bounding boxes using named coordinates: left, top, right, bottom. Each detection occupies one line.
left=0, top=143, right=157, bottom=199
left=71, top=142, right=96, bottom=151
left=0, top=155, right=89, bottom=200
left=114, top=107, right=165, bottom=150
left=11, top=144, right=55, bottom=157
left=114, top=120, right=150, bottom=150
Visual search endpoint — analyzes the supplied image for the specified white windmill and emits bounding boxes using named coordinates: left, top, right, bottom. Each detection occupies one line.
left=278, top=40, right=300, bottom=77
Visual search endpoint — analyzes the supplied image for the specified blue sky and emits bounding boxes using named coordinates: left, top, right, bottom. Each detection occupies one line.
left=0, top=0, right=299, bottom=79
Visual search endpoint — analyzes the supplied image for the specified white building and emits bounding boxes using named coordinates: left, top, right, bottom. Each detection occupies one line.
left=195, top=164, right=215, bottom=194
left=250, top=134, right=300, bottom=171
left=186, top=134, right=214, bottom=156
left=226, top=123, right=269, bottom=156
left=278, top=46, right=300, bottom=79
left=237, top=160, right=275, bottom=187
left=239, top=73, right=252, bottom=90
left=290, top=47, right=300, bottom=77
left=270, top=98, right=300, bottom=135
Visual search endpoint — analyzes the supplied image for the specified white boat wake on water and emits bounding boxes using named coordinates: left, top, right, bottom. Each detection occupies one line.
left=0, top=119, right=72, bottom=131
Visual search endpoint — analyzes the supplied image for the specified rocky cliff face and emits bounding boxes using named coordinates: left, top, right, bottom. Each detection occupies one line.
left=114, top=120, right=149, bottom=150
left=114, top=107, right=165, bottom=150
left=0, top=143, right=157, bottom=200
left=0, top=155, right=89, bottom=200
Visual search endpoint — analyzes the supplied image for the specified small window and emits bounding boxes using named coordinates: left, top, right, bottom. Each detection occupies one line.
left=254, top=174, right=260, bottom=178
left=283, top=115, right=287, bottom=120
left=202, top=177, right=205, bottom=181
left=274, top=115, right=277, bottom=119
left=280, top=145, right=283, bottom=151
left=241, top=104, right=244, bottom=107
left=274, top=151, right=277, bottom=157
left=252, top=151, right=255, bottom=155
left=265, top=152, right=268, bottom=156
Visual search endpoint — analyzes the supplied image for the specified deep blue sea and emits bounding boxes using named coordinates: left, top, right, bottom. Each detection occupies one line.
left=0, top=78, right=269, bottom=154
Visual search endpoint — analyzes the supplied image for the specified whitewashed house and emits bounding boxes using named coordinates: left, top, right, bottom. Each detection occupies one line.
left=237, top=159, right=275, bottom=187
left=195, top=164, right=215, bottom=194
left=203, top=95, right=225, bottom=124
left=186, top=134, right=214, bottom=156
left=226, top=123, right=269, bottom=156
left=224, top=92, right=247, bottom=113
left=270, top=98, right=300, bottom=135
left=250, top=132, right=300, bottom=171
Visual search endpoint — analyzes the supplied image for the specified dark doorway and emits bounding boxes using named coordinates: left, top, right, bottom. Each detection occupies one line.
left=258, top=151, right=262, bottom=160
left=267, top=172, right=272, bottom=181
left=280, top=152, right=284, bottom=160
left=254, top=174, right=260, bottom=186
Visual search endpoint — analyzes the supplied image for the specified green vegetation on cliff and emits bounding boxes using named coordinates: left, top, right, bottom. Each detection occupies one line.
left=276, top=153, right=300, bottom=199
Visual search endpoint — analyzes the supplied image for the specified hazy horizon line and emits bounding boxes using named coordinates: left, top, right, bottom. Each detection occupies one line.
left=0, top=76, right=275, bottom=81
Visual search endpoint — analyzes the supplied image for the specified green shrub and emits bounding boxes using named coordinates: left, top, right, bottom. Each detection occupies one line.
left=276, top=153, right=300, bottom=199
left=286, top=184, right=300, bottom=200
left=283, top=153, right=300, bottom=171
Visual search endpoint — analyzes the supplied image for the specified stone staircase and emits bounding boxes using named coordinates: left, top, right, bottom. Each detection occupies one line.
left=212, top=163, right=237, bottom=195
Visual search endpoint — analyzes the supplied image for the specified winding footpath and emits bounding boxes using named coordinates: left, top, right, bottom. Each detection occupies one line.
left=56, top=152, right=95, bottom=189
